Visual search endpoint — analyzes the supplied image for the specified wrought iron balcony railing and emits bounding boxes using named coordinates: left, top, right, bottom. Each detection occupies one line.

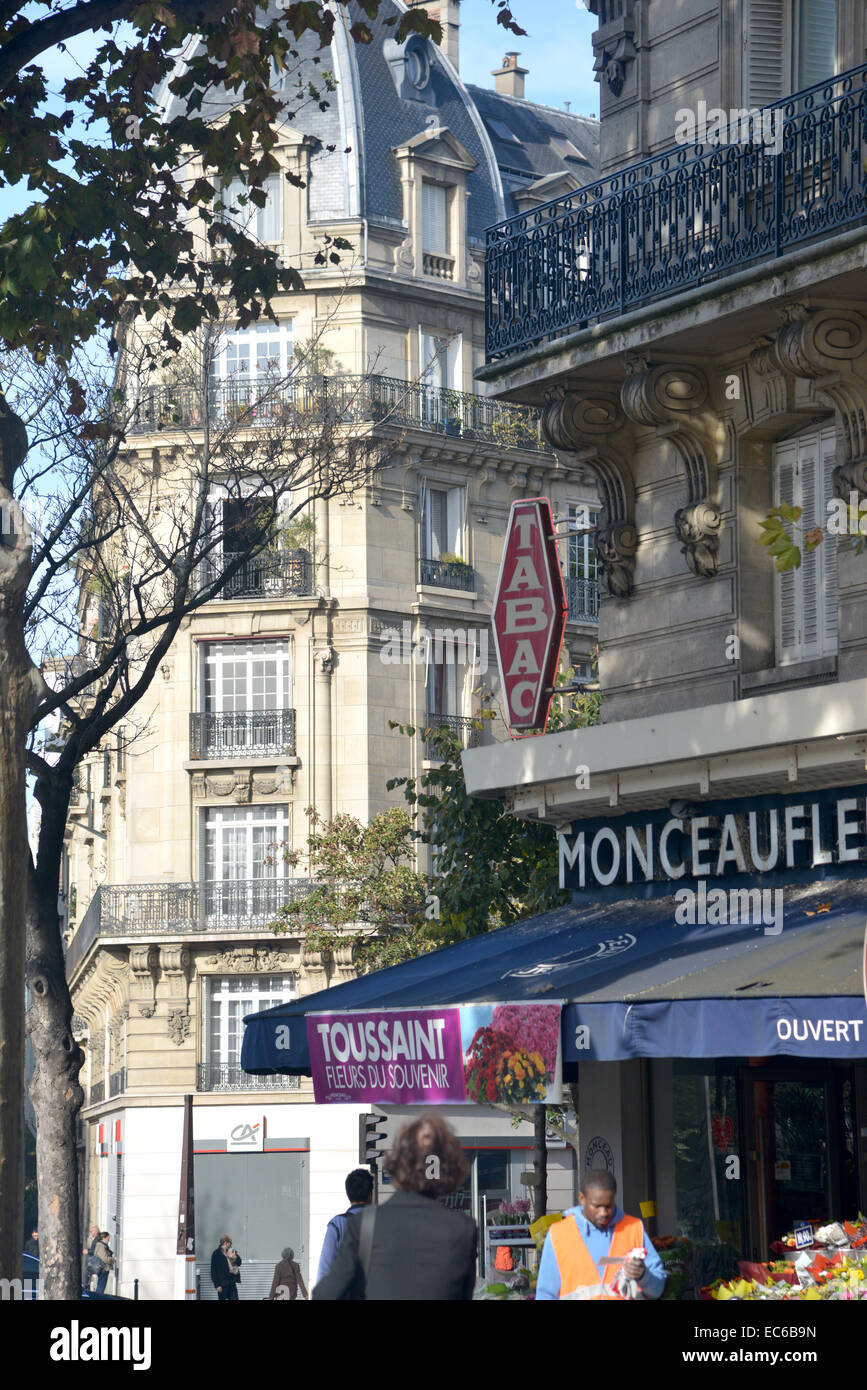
left=423, top=714, right=485, bottom=760
left=65, top=878, right=314, bottom=977
left=565, top=576, right=599, bottom=623
left=109, top=1068, right=126, bottom=1098
left=89, top=1080, right=105, bottom=1106
left=198, top=549, right=312, bottom=601
left=128, top=374, right=549, bottom=452
left=197, top=1062, right=300, bottom=1093
left=486, top=65, right=867, bottom=358
left=189, top=710, right=297, bottom=760
left=418, top=557, right=476, bottom=591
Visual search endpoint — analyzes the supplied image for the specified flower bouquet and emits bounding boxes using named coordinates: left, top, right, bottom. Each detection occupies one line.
left=464, top=1026, right=552, bottom=1105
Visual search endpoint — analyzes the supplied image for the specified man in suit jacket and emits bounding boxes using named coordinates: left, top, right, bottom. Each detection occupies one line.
left=313, top=1114, right=477, bottom=1301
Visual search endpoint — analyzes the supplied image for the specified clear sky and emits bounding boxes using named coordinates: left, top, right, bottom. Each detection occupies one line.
left=459, top=0, right=599, bottom=117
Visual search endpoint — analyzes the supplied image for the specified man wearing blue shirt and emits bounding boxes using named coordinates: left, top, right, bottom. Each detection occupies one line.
left=316, top=1169, right=374, bottom=1283
left=536, top=1170, right=667, bottom=1300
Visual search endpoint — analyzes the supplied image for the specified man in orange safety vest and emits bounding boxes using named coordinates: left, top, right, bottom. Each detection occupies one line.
left=535, top=1169, right=666, bottom=1300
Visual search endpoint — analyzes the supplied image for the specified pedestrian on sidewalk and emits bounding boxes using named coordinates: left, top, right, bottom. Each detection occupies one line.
left=316, top=1168, right=374, bottom=1283
left=210, top=1234, right=242, bottom=1301
left=92, top=1231, right=115, bottom=1296
left=267, top=1246, right=309, bottom=1301
left=313, top=1113, right=477, bottom=1301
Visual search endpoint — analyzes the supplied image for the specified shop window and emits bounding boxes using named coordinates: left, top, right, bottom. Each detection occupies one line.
left=672, top=1062, right=744, bottom=1271
left=773, top=425, right=838, bottom=665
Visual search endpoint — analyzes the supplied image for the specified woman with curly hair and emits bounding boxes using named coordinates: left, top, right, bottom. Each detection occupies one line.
left=313, top=1113, right=477, bottom=1301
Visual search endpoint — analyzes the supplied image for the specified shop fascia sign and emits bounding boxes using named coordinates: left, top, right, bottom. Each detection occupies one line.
left=491, top=498, right=567, bottom=736
left=227, top=1116, right=265, bottom=1152
left=558, top=784, right=867, bottom=892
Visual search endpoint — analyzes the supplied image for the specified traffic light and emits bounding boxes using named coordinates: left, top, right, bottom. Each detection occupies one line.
left=359, top=1113, right=388, bottom=1166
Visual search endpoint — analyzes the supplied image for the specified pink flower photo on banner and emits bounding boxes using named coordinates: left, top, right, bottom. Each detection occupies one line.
left=491, top=1003, right=561, bottom=1078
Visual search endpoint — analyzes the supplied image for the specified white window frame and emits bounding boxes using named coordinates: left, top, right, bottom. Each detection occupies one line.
left=204, top=974, right=297, bottom=1072
left=744, top=0, right=837, bottom=105
left=419, top=480, right=466, bottom=561
left=217, top=173, right=284, bottom=245
left=566, top=503, right=600, bottom=583
left=202, top=804, right=290, bottom=884
left=421, top=180, right=449, bottom=255
left=209, top=321, right=295, bottom=387
left=419, top=329, right=462, bottom=393
left=200, top=640, right=292, bottom=714
left=773, top=423, right=838, bottom=665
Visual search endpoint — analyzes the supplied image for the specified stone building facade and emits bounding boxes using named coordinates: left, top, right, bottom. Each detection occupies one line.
left=62, top=2, right=598, bottom=1299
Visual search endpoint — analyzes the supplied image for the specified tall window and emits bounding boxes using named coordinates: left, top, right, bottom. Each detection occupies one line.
left=210, top=322, right=295, bottom=390
left=218, top=174, right=284, bottom=244
left=425, top=649, right=464, bottom=720
left=774, top=425, right=838, bottom=664
left=203, top=804, right=288, bottom=882
left=744, top=0, right=836, bottom=105
left=202, top=641, right=292, bottom=713
left=567, top=504, right=600, bottom=584
left=205, top=975, right=297, bottom=1077
left=422, top=181, right=449, bottom=255
left=420, top=482, right=465, bottom=560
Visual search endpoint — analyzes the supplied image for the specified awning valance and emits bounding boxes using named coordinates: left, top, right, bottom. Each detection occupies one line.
left=241, top=877, right=867, bottom=1075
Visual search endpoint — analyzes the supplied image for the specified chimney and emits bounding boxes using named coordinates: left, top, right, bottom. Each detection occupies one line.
left=492, top=52, right=529, bottom=100
left=406, top=1, right=460, bottom=71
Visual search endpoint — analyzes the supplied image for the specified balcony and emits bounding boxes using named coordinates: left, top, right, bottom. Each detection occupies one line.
left=485, top=65, right=867, bottom=359
left=565, top=576, right=599, bottom=623
left=418, top=557, right=476, bottom=591
left=109, top=1068, right=125, bottom=1098
left=423, top=714, right=484, bottom=761
left=189, top=710, right=297, bottom=761
left=196, top=1062, right=300, bottom=1093
left=128, top=374, right=549, bottom=452
left=198, top=550, right=312, bottom=601
left=65, top=878, right=314, bottom=977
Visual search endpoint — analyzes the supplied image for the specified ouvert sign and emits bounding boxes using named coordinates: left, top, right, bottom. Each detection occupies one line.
left=491, top=497, right=567, bottom=735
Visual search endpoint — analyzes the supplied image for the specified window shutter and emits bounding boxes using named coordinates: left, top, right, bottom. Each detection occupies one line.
left=422, top=182, right=448, bottom=254
left=774, top=440, right=799, bottom=662
left=446, top=487, right=464, bottom=558
left=797, top=435, right=821, bottom=657
left=745, top=0, right=787, bottom=106
left=797, top=0, right=836, bottom=88
left=820, top=425, right=839, bottom=653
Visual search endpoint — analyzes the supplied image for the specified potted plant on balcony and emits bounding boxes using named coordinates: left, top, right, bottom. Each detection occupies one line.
left=442, top=389, right=463, bottom=436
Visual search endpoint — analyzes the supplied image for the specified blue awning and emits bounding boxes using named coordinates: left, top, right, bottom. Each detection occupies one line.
left=241, top=877, right=867, bottom=1073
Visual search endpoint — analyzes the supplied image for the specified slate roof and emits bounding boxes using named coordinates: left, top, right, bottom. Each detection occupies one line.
left=158, top=0, right=599, bottom=239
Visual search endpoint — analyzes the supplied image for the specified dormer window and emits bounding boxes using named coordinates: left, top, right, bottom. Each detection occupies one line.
left=217, top=174, right=283, bottom=245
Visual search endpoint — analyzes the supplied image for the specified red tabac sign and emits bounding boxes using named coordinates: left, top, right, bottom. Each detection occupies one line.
left=492, top=497, right=567, bottom=735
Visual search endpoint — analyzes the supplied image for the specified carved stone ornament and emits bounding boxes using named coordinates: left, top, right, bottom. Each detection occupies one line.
left=201, top=946, right=295, bottom=973
left=541, top=385, right=638, bottom=598
left=129, top=943, right=159, bottom=1017
left=167, top=1008, right=191, bottom=1046
left=139, top=1005, right=156, bottom=1018
left=314, top=646, right=335, bottom=677
left=395, top=237, right=414, bottom=272
left=621, top=360, right=722, bottom=578
left=766, top=307, right=867, bottom=504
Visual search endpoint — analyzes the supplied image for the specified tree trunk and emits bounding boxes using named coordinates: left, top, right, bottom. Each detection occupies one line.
left=0, top=597, right=30, bottom=1284
left=532, top=1105, right=548, bottom=1220
left=0, top=398, right=34, bottom=1285
left=26, top=867, right=84, bottom=1299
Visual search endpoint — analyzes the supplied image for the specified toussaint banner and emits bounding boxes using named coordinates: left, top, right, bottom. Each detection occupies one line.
left=307, top=1002, right=563, bottom=1105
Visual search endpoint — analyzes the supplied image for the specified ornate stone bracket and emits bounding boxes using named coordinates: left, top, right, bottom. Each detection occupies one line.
left=621, top=359, right=723, bottom=578
left=129, top=945, right=159, bottom=1018
left=768, top=306, right=867, bottom=503
left=160, top=945, right=191, bottom=1008
left=541, top=387, right=638, bottom=598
